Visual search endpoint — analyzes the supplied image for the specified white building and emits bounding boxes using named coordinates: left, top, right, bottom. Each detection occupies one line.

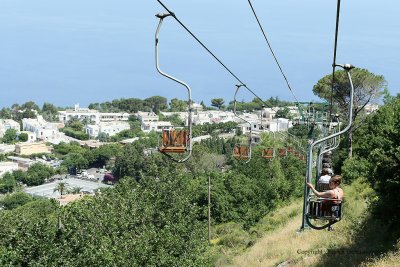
left=192, top=102, right=204, bottom=112
left=58, top=104, right=129, bottom=124
left=0, top=161, right=19, bottom=177
left=0, top=119, right=20, bottom=138
left=141, top=121, right=173, bottom=133
left=58, top=104, right=100, bottom=124
left=85, top=121, right=130, bottom=138
left=136, top=111, right=159, bottom=124
left=238, top=118, right=292, bottom=134
left=100, top=112, right=130, bottom=122
left=163, top=110, right=237, bottom=126
left=22, top=115, right=61, bottom=141
left=137, top=111, right=173, bottom=132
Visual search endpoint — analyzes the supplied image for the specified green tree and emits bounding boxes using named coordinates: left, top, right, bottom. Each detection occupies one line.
left=41, top=102, right=58, bottom=114
left=313, top=68, right=386, bottom=157
left=382, top=87, right=395, bottom=104
left=159, top=113, right=184, bottom=127
left=169, top=98, right=188, bottom=112
left=66, top=118, right=84, bottom=132
left=54, top=182, right=69, bottom=198
left=53, top=141, right=86, bottom=156
left=41, top=102, right=59, bottom=122
left=0, top=192, right=34, bottom=210
left=0, top=108, right=12, bottom=119
left=1, top=128, right=17, bottom=144
left=0, top=173, right=17, bottom=193
left=87, top=143, right=122, bottom=168
left=211, top=98, right=225, bottom=110
left=97, top=132, right=111, bottom=142
left=353, top=95, right=400, bottom=221
left=62, top=153, right=89, bottom=172
left=68, top=186, right=82, bottom=194
left=21, top=101, right=40, bottom=112
left=24, top=163, right=54, bottom=186
left=144, top=96, right=168, bottom=113
left=275, top=107, right=292, bottom=119
left=18, top=132, right=28, bottom=142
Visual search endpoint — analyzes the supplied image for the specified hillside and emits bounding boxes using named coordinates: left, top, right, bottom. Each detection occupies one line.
left=216, top=179, right=400, bottom=267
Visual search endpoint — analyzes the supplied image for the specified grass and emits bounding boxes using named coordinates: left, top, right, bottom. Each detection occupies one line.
left=213, top=178, right=400, bottom=267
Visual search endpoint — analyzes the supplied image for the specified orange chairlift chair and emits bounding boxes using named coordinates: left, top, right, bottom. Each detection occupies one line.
left=232, top=84, right=252, bottom=163
left=262, top=148, right=275, bottom=160
left=155, top=13, right=192, bottom=162
left=277, top=148, right=287, bottom=157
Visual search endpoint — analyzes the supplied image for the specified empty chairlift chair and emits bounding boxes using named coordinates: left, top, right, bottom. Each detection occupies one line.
left=232, top=84, right=252, bottom=163
left=233, top=144, right=250, bottom=160
left=159, top=129, right=189, bottom=153
left=155, top=13, right=193, bottom=162
left=278, top=148, right=287, bottom=157
left=262, top=148, right=275, bottom=160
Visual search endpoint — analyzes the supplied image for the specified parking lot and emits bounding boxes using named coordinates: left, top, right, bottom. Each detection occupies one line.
left=24, top=177, right=112, bottom=198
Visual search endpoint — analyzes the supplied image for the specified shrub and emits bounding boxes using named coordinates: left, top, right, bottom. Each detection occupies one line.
left=341, top=157, right=371, bottom=184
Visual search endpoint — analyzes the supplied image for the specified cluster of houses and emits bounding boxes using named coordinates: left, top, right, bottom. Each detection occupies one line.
left=0, top=102, right=380, bottom=178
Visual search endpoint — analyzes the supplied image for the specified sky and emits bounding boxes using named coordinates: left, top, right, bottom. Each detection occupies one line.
left=0, top=0, right=399, bottom=109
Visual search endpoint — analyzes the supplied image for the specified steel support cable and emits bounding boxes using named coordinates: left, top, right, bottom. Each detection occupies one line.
left=329, top=0, right=342, bottom=117
left=247, top=0, right=303, bottom=113
left=155, top=0, right=278, bottom=112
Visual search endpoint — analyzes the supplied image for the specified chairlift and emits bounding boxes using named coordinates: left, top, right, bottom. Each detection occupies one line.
left=233, top=144, right=250, bottom=160
left=155, top=13, right=192, bottom=163
left=306, top=197, right=343, bottom=230
left=159, top=129, right=189, bottom=153
left=278, top=148, right=287, bottom=157
left=301, top=64, right=355, bottom=230
left=262, top=148, right=275, bottom=160
left=232, top=84, right=252, bottom=163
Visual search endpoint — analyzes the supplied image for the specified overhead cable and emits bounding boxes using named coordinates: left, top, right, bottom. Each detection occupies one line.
left=155, top=0, right=278, bottom=112
left=247, top=0, right=302, bottom=109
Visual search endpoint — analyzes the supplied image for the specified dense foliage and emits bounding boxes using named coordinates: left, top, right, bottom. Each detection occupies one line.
left=226, top=97, right=293, bottom=112
left=0, top=175, right=209, bottom=266
left=343, top=95, right=400, bottom=222
left=0, top=131, right=306, bottom=265
left=88, top=96, right=168, bottom=113
left=192, top=122, right=237, bottom=137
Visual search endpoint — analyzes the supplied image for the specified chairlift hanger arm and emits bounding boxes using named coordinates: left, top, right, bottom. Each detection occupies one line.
left=233, top=84, right=252, bottom=163
left=154, top=13, right=192, bottom=163
left=308, top=64, right=354, bottom=156
left=234, top=84, right=253, bottom=128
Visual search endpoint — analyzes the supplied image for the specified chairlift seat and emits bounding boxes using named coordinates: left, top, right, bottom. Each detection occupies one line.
left=278, top=148, right=287, bottom=157
left=233, top=144, right=250, bottom=160
left=317, top=182, right=331, bottom=191
left=159, top=129, right=189, bottom=154
left=306, top=197, right=343, bottom=221
left=262, top=148, right=275, bottom=159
